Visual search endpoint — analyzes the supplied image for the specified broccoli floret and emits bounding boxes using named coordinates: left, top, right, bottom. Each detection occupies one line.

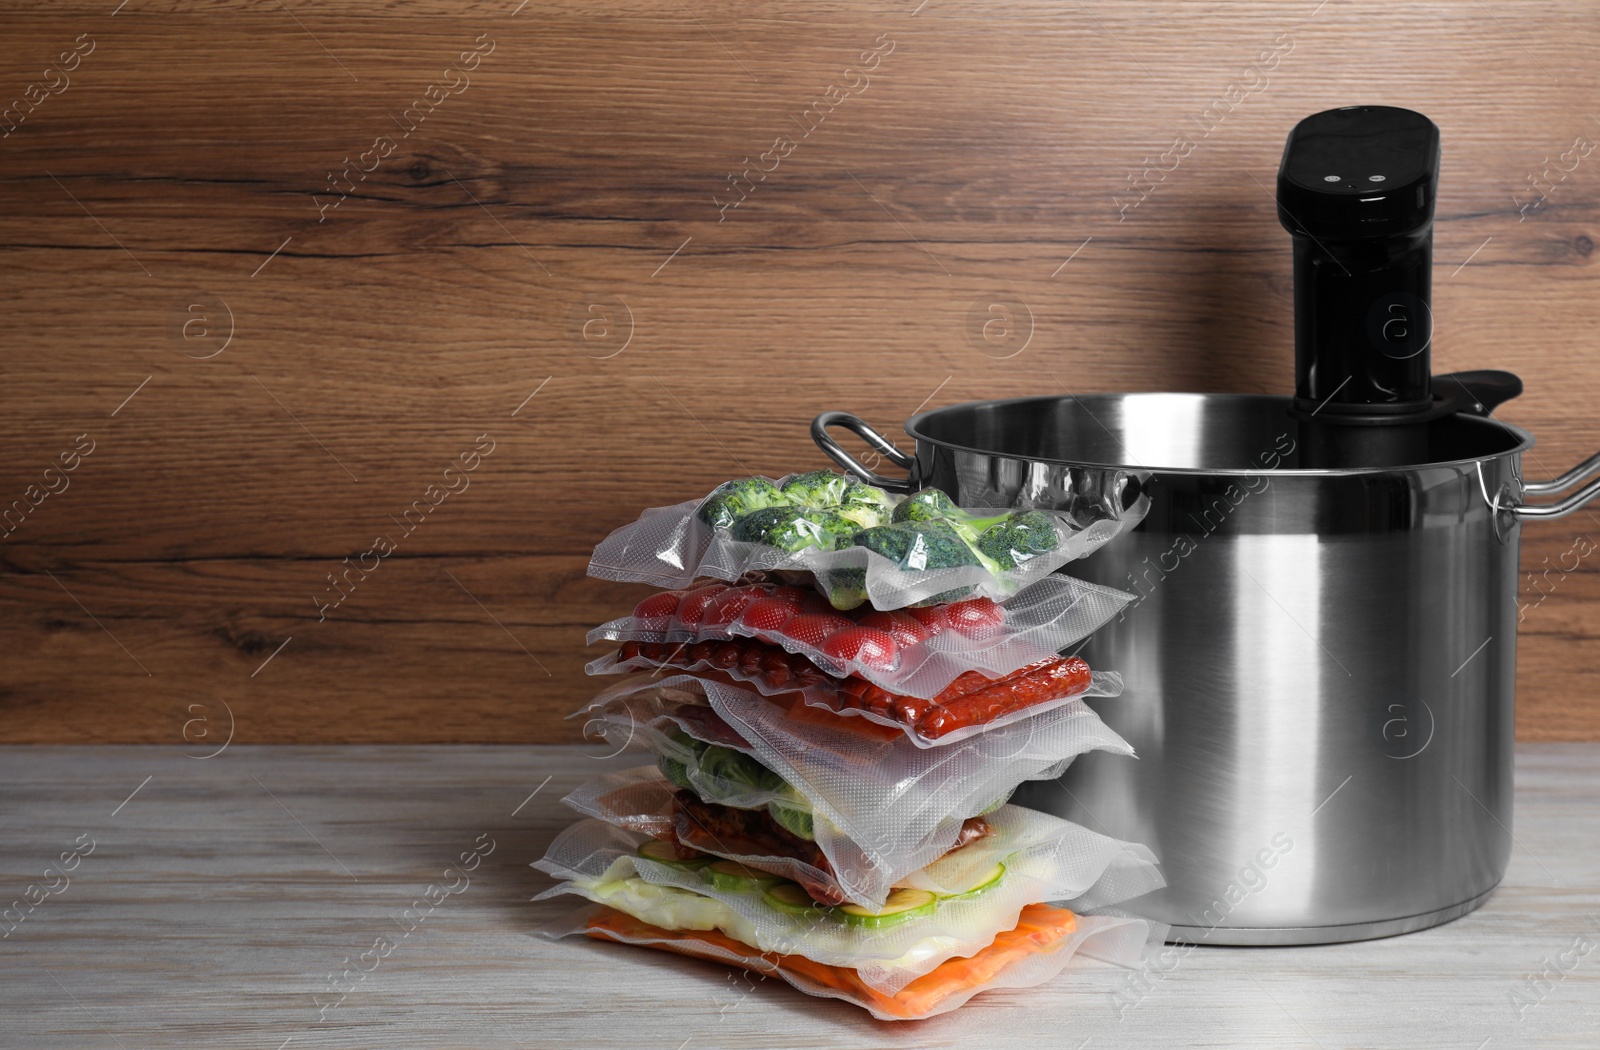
left=731, top=507, right=858, bottom=553
left=975, top=510, right=1060, bottom=570
left=915, top=524, right=997, bottom=575
left=697, top=477, right=790, bottom=529
left=841, top=481, right=896, bottom=510
left=854, top=520, right=998, bottom=574
left=825, top=568, right=869, bottom=610
left=852, top=522, right=916, bottom=564
left=806, top=511, right=862, bottom=550
left=838, top=482, right=896, bottom=523
left=731, top=507, right=802, bottom=543
left=891, top=487, right=960, bottom=525
left=891, top=487, right=1011, bottom=544
left=943, top=509, right=1012, bottom=545
left=780, top=469, right=852, bottom=508
left=976, top=528, right=1019, bottom=571
left=893, top=489, right=1053, bottom=558
left=835, top=503, right=891, bottom=530
left=817, top=487, right=891, bottom=530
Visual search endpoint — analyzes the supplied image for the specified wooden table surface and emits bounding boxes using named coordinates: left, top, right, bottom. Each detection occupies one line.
left=2, top=744, right=1596, bottom=1049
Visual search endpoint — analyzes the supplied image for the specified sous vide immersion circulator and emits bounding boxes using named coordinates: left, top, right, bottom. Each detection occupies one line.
left=1278, top=105, right=1522, bottom=467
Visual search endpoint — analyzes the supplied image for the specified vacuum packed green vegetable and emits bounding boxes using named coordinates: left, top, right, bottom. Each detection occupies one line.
left=699, top=470, right=1067, bottom=578
left=589, top=469, right=1143, bottom=611
left=698, top=477, right=791, bottom=529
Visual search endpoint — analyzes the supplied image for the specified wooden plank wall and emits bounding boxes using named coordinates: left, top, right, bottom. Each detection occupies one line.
left=0, top=0, right=1595, bottom=744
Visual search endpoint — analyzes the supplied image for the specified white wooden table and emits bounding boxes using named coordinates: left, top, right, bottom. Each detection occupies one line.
left=2, top=745, right=1595, bottom=1049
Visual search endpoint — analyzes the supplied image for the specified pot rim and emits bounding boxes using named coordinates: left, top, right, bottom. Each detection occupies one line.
left=905, top=392, right=1537, bottom=478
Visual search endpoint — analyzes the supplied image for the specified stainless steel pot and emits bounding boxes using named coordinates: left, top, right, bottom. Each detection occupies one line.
left=813, top=396, right=1600, bottom=944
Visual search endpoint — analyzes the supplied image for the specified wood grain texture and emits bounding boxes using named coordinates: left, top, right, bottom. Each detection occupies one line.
left=0, top=1, right=1597, bottom=742
left=1, top=743, right=1597, bottom=1047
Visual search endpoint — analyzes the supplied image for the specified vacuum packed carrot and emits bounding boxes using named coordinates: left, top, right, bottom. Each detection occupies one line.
left=581, top=902, right=1081, bottom=1020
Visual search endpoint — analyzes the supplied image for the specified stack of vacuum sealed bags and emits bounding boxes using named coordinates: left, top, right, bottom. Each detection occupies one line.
left=535, top=471, right=1168, bottom=1020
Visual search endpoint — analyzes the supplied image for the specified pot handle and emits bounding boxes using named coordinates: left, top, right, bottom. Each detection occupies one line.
left=1523, top=451, right=1600, bottom=497
left=1514, top=450, right=1600, bottom=520
left=810, top=412, right=919, bottom=493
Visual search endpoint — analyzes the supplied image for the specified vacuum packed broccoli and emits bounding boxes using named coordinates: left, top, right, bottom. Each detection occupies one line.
left=889, top=487, right=1060, bottom=568
left=700, top=471, right=909, bottom=554
left=731, top=506, right=858, bottom=553
left=975, top=509, right=1060, bottom=570
left=891, top=488, right=960, bottom=525
left=853, top=520, right=997, bottom=573
left=697, top=476, right=790, bottom=529
left=836, top=482, right=897, bottom=530
left=697, top=472, right=1076, bottom=583
left=779, top=469, right=853, bottom=508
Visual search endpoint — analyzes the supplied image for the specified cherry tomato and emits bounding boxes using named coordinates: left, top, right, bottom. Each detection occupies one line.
left=905, top=605, right=951, bottom=636
left=820, top=627, right=901, bottom=671
left=674, top=584, right=727, bottom=626
left=946, top=598, right=1005, bottom=639
left=770, top=586, right=810, bottom=610
left=782, top=613, right=855, bottom=649
left=740, top=597, right=796, bottom=634
left=633, top=591, right=681, bottom=620
left=857, top=610, right=931, bottom=648
left=702, top=586, right=761, bottom=627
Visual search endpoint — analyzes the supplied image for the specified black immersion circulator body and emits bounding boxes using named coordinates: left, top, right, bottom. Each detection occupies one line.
left=1291, top=228, right=1432, bottom=413
left=1278, top=106, right=1442, bottom=466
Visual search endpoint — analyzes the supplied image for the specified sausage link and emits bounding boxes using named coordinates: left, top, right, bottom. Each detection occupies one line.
left=914, top=657, right=1092, bottom=740
left=610, top=634, right=1094, bottom=741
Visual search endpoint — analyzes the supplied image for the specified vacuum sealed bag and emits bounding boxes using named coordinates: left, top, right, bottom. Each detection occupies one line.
left=542, top=903, right=1161, bottom=1021
left=587, top=576, right=1133, bottom=702
left=586, top=471, right=1147, bottom=610
left=534, top=815, right=1159, bottom=995
left=552, top=770, right=1163, bottom=939
left=586, top=640, right=1122, bottom=747
left=574, top=675, right=1134, bottom=905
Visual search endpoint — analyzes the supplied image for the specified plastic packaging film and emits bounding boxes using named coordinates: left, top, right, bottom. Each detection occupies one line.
left=559, top=469, right=1160, bottom=1016
left=586, top=638, right=1123, bottom=747
left=587, top=471, right=1149, bottom=610
left=540, top=902, right=1165, bottom=1021
left=586, top=575, right=1133, bottom=701
left=547, top=770, right=1164, bottom=989
left=571, top=667, right=1135, bottom=907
